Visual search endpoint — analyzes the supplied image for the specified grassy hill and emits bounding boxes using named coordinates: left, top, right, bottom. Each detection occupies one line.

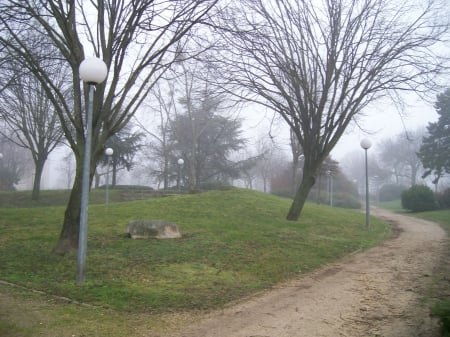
left=0, top=187, right=161, bottom=208
left=0, top=188, right=391, bottom=336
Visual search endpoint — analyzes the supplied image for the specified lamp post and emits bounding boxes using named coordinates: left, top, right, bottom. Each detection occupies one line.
left=328, top=170, right=333, bottom=208
left=105, top=147, right=114, bottom=206
left=177, top=158, right=184, bottom=191
left=0, top=153, right=3, bottom=190
left=360, top=138, right=372, bottom=228
left=77, top=57, right=108, bottom=285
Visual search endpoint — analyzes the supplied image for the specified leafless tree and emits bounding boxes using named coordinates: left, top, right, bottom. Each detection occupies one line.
left=0, top=0, right=218, bottom=254
left=211, top=0, right=449, bottom=220
left=135, top=80, right=178, bottom=190
left=0, top=58, right=66, bottom=200
left=60, top=151, right=75, bottom=190
left=378, top=128, right=426, bottom=187
left=0, top=133, right=31, bottom=190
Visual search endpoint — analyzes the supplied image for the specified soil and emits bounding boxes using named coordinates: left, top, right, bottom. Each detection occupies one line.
left=165, top=209, right=448, bottom=337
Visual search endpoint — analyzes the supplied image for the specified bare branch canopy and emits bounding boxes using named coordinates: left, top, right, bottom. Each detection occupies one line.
left=209, top=0, right=449, bottom=219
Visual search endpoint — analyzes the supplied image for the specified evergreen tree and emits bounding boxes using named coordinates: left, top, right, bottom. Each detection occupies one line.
left=170, top=94, right=246, bottom=189
left=418, top=89, right=450, bottom=188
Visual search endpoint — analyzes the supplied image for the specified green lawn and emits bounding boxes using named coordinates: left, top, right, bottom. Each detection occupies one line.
left=0, top=188, right=391, bottom=336
left=415, top=209, right=450, bottom=230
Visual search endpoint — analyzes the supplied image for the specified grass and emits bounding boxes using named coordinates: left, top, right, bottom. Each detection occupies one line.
left=0, top=188, right=391, bottom=336
left=414, top=208, right=450, bottom=336
left=416, top=209, right=450, bottom=336
left=0, top=187, right=159, bottom=208
left=377, top=199, right=404, bottom=212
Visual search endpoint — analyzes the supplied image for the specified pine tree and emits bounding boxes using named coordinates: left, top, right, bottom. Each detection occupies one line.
left=418, top=89, right=450, bottom=187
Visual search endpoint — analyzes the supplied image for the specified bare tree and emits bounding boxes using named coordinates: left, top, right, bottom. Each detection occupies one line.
left=211, top=0, right=448, bottom=220
left=60, top=151, right=75, bottom=190
left=0, top=133, right=31, bottom=190
left=0, top=0, right=218, bottom=254
left=0, top=58, right=66, bottom=200
left=135, top=80, right=178, bottom=190
left=378, top=128, right=425, bottom=187
left=251, top=132, right=282, bottom=192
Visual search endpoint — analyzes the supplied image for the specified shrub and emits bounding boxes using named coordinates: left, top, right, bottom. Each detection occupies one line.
left=437, top=188, right=450, bottom=210
left=198, top=182, right=233, bottom=191
left=401, top=185, right=437, bottom=212
left=333, top=193, right=361, bottom=209
left=271, top=189, right=294, bottom=199
left=379, top=184, right=407, bottom=202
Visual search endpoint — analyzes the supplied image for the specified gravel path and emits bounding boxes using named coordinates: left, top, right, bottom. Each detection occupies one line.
left=169, top=209, right=447, bottom=337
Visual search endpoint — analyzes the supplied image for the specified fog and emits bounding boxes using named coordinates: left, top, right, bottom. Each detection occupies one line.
left=30, top=91, right=438, bottom=192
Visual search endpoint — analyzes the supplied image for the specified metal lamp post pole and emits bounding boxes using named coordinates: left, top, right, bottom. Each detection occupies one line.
left=77, top=57, right=108, bottom=285
left=77, top=83, right=94, bottom=284
left=105, top=148, right=113, bottom=206
left=0, top=153, right=3, bottom=190
left=330, top=172, right=333, bottom=208
left=364, top=148, right=369, bottom=227
left=177, top=158, right=184, bottom=192
left=360, top=138, right=372, bottom=229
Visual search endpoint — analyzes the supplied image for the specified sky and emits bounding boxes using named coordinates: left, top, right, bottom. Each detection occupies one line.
left=332, top=96, right=438, bottom=160
left=238, top=92, right=439, bottom=161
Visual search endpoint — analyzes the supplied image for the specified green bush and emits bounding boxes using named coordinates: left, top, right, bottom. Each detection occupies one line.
left=437, top=188, right=450, bottom=210
left=379, top=184, right=407, bottom=202
left=401, top=185, right=437, bottom=212
left=271, top=189, right=294, bottom=199
left=432, top=300, right=450, bottom=337
left=333, top=193, right=361, bottom=209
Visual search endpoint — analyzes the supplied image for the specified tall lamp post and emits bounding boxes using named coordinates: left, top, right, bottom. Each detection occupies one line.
left=177, top=158, right=184, bottom=191
left=77, top=57, right=108, bottom=285
left=105, top=147, right=114, bottom=206
left=360, top=138, right=372, bottom=228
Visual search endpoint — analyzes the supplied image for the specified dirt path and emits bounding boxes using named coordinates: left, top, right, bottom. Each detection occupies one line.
left=168, top=209, right=447, bottom=337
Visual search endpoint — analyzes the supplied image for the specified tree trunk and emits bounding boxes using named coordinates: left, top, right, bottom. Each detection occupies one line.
left=188, top=157, right=197, bottom=190
left=53, top=163, right=83, bottom=255
left=53, top=155, right=96, bottom=255
left=94, top=171, right=100, bottom=188
left=286, top=169, right=317, bottom=221
left=163, top=156, right=169, bottom=190
left=31, top=159, right=45, bottom=201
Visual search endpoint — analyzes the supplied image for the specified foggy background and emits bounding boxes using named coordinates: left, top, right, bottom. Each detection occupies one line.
left=28, top=93, right=438, bottom=192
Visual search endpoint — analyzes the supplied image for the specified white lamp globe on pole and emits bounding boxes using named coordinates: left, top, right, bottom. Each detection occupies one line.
left=77, top=57, right=108, bottom=285
left=79, top=57, right=108, bottom=84
left=105, top=147, right=114, bottom=156
left=360, top=138, right=372, bottom=151
left=360, top=138, right=372, bottom=228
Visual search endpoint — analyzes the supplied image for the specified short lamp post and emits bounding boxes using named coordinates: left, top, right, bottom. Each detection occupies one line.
left=0, top=153, right=3, bottom=190
left=328, top=170, right=334, bottom=208
left=0, top=153, right=3, bottom=191
left=360, top=138, right=372, bottom=228
left=77, top=57, right=108, bottom=285
left=105, top=147, right=114, bottom=206
left=177, top=158, right=184, bottom=191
